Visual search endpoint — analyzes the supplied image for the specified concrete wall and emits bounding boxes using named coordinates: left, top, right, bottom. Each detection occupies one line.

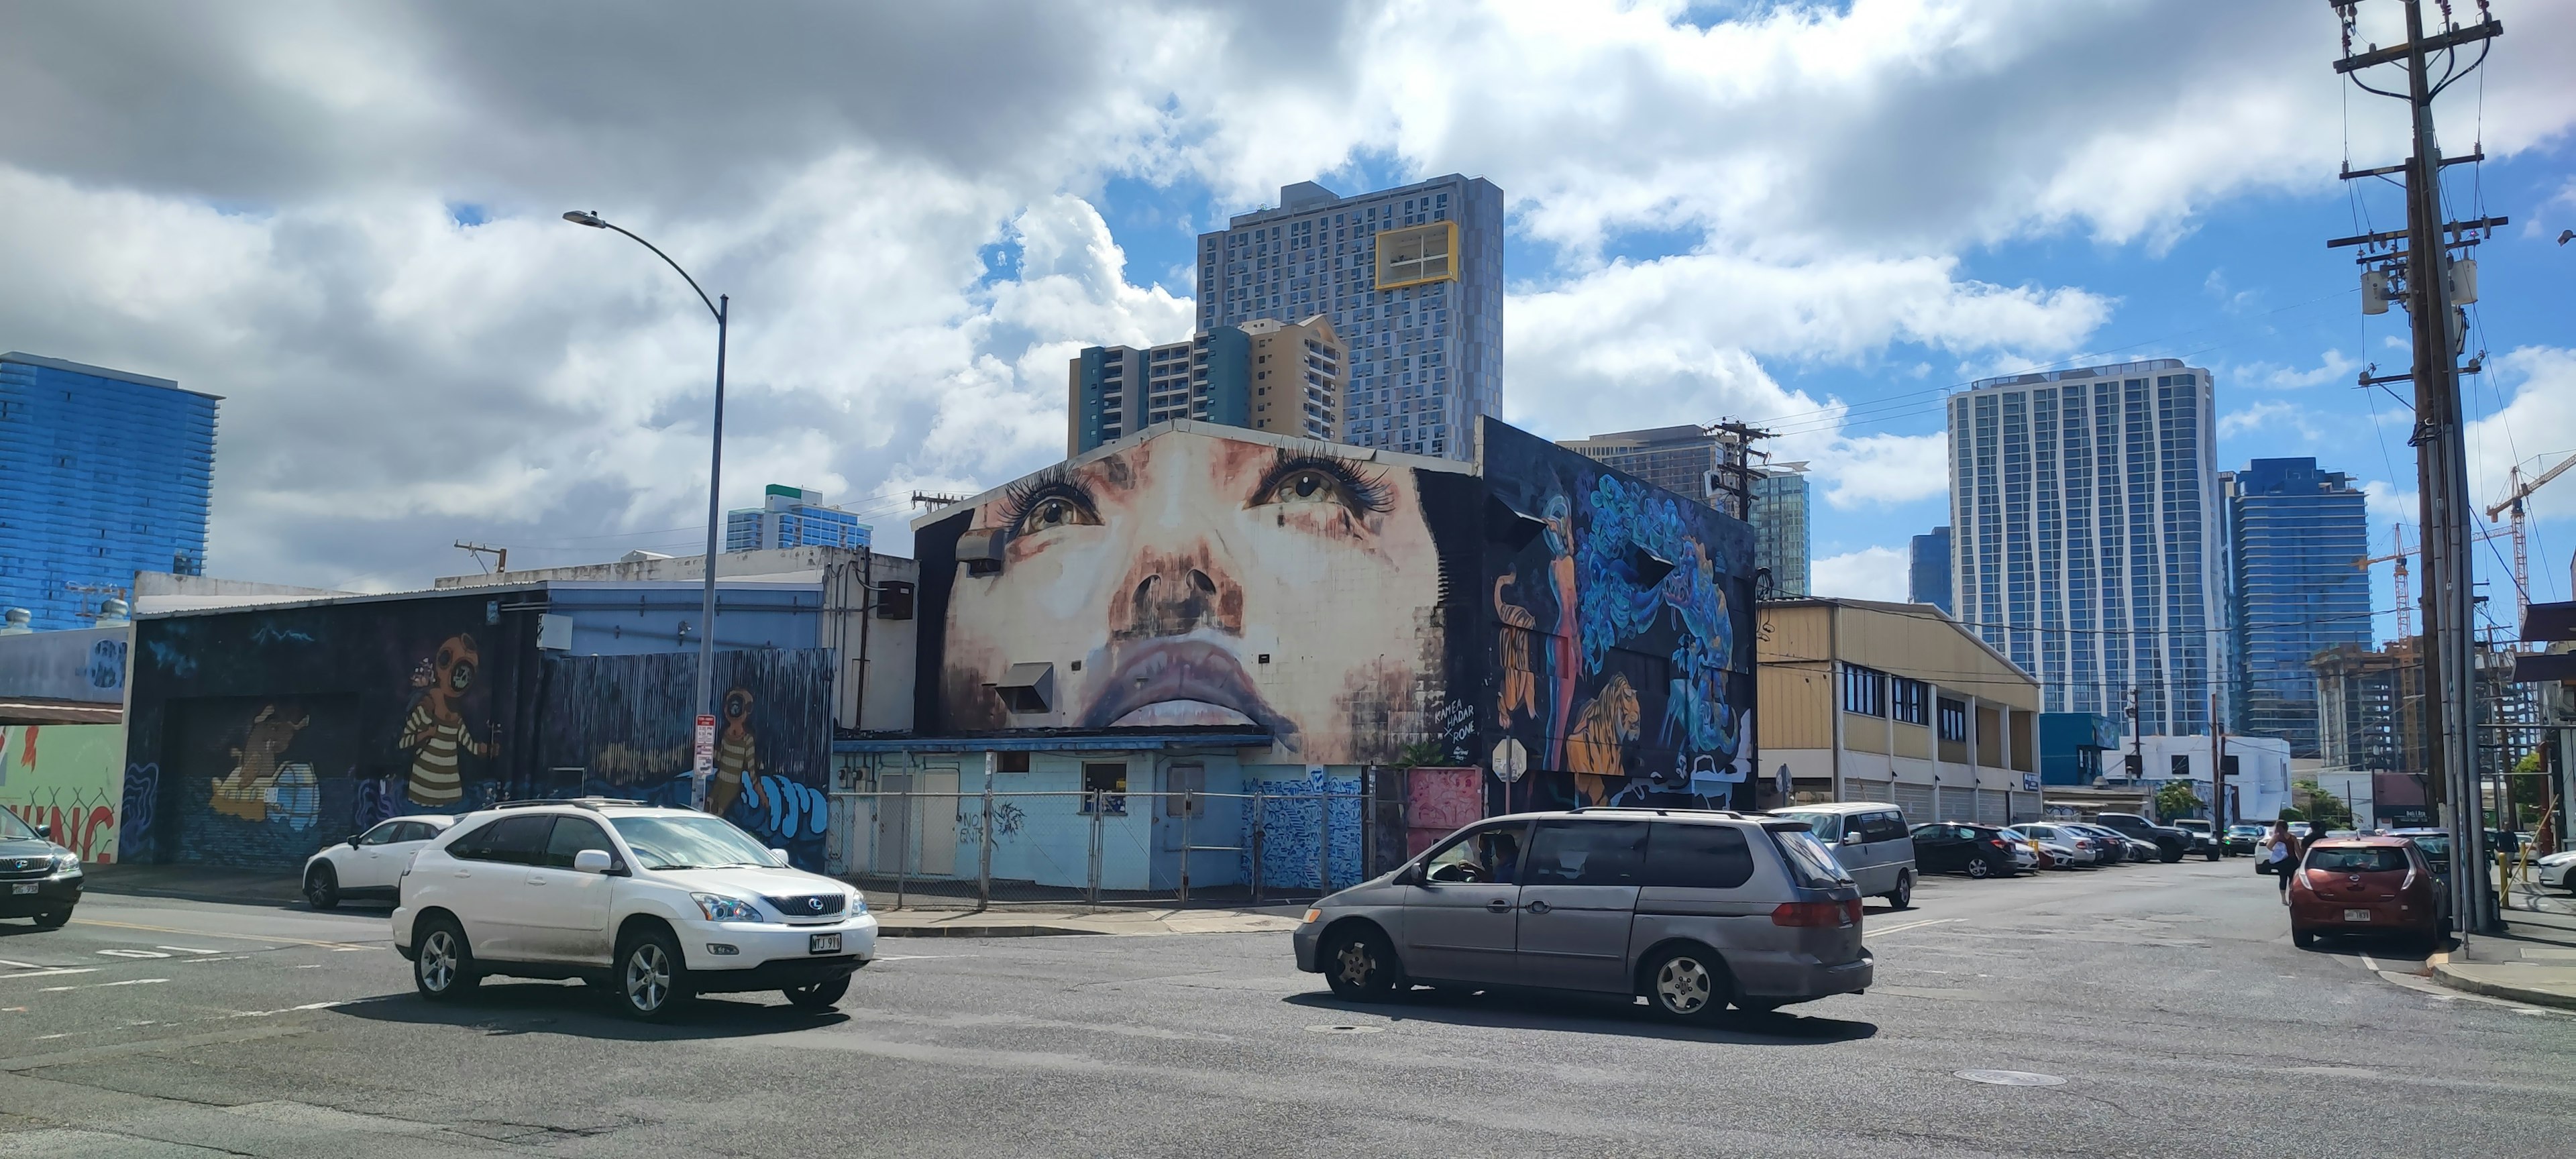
left=0, top=626, right=130, bottom=704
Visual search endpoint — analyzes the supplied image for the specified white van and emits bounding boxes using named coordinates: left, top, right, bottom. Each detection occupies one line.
left=1765, top=803, right=1918, bottom=909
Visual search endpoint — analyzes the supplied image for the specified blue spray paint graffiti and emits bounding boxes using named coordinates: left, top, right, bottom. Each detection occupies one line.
left=1242, top=769, right=1362, bottom=890
left=119, top=763, right=159, bottom=861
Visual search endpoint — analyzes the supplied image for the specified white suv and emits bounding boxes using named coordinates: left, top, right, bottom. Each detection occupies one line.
left=392, top=798, right=877, bottom=1019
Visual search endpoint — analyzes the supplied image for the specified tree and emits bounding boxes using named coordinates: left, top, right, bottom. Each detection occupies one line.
left=2154, top=781, right=2204, bottom=820
left=2293, top=780, right=2353, bottom=829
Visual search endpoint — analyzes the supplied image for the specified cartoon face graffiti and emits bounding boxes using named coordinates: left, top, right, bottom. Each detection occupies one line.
left=399, top=633, right=496, bottom=808
left=210, top=704, right=309, bottom=822
left=943, top=433, right=1447, bottom=763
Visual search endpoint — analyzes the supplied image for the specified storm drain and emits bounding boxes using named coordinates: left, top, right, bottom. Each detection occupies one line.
left=1304, top=1024, right=1384, bottom=1034
left=1954, top=1069, right=2065, bottom=1087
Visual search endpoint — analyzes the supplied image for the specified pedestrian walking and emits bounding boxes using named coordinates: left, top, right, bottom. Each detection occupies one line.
left=2267, top=820, right=2297, bottom=898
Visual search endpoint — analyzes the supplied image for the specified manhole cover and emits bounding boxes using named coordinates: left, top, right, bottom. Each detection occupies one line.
left=1955, top=1069, right=2065, bottom=1087
left=1304, top=1024, right=1383, bottom=1034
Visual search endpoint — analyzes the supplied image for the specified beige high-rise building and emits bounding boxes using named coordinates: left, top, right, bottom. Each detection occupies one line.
left=1242, top=315, right=1342, bottom=441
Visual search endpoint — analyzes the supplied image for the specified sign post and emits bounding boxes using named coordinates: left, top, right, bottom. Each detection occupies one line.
left=693, top=713, right=717, bottom=811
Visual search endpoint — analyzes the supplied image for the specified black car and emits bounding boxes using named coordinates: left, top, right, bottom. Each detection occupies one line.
left=1909, top=822, right=2024, bottom=879
left=0, top=810, right=83, bottom=928
left=2090, top=812, right=2190, bottom=863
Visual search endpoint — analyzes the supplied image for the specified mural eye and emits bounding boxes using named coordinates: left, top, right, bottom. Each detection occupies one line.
left=1018, top=496, right=1098, bottom=534
left=1265, top=468, right=1345, bottom=506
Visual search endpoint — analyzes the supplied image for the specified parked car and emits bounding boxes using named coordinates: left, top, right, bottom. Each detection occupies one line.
left=2092, top=812, right=2191, bottom=863
left=392, top=798, right=877, bottom=1020
left=1909, top=822, right=2024, bottom=879
left=2288, top=836, right=2443, bottom=951
left=304, top=814, right=458, bottom=909
left=2536, top=849, right=2576, bottom=893
left=2061, top=822, right=2139, bottom=863
left=0, top=810, right=83, bottom=929
left=1293, top=808, right=1874, bottom=1019
left=2169, top=818, right=2222, bottom=857
left=2012, top=823, right=2102, bottom=866
left=2222, top=824, right=2265, bottom=855
left=1766, top=803, right=1918, bottom=908
left=2386, top=828, right=2452, bottom=877
left=2000, top=826, right=2079, bottom=869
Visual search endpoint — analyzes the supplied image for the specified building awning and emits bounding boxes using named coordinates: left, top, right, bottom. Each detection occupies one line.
left=2508, top=651, right=2576, bottom=683
left=833, top=729, right=1275, bottom=754
left=2521, top=600, right=2576, bottom=643
left=0, top=699, right=123, bottom=726
left=991, top=663, right=1052, bottom=689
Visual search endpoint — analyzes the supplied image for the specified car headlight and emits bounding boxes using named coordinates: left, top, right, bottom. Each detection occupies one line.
left=849, top=893, right=868, bottom=916
left=692, top=893, right=765, bottom=923
left=53, top=852, right=81, bottom=873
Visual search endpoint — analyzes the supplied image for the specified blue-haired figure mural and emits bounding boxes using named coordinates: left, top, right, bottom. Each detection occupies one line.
left=1479, top=419, right=1756, bottom=811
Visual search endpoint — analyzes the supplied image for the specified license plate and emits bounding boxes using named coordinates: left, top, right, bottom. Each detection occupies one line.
left=9, top=883, right=36, bottom=895
left=809, top=932, right=840, bottom=954
left=2343, top=908, right=2371, bottom=922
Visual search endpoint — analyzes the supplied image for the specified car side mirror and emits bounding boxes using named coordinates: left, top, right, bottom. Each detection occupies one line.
left=573, top=848, right=614, bottom=874
left=347, top=834, right=362, bottom=848
left=768, top=848, right=791, bottom=868
left=34, top=823, right=50, bottom=840
left=1842, top=832, right=1864, bottom=845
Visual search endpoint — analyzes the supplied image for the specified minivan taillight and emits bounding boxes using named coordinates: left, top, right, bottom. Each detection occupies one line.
left=1772, top=899, right=1862, bottom=928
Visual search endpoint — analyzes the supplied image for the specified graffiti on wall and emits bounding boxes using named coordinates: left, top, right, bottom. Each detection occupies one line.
left=535, top=649, right=835, bottom=869
left=925, top=431, right=1470, bottom=765
left=1479, top=419, right=1757, bottom=811
left=400, top=634, right=499, bottom=808
left=0, top=724, right=125, bottom=862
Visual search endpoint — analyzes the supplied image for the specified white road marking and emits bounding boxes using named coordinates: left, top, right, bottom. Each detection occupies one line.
left=95, top=949, right=172, bottom=960
left=1870, top=918, right=1962, bottom=936
left=0, top=959, right=42, bottom=970
left=155, top=946, right=219, bottom=955
left=0, top=968, right=99, bottom=983
left=39, top=978, right=169, bottom=991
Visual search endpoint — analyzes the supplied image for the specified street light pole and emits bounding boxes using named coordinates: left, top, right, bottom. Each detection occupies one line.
left=564, top=210, right=729, bottom=812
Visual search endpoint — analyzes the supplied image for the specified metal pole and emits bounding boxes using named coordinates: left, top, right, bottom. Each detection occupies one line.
left=1250, top=791, right=1265, bottom=903
left=977, top=751, right=996, bottom=912
left=1178, top=789, right=1193, bottom=904
left=895, top=783, right=910, bottom=911
left=1317, top=790, right=1331, bottom=896
left=1087, top=789, right=1104, bottom=905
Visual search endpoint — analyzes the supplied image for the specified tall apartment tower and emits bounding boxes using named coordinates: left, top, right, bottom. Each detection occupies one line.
left=724, top=484, right=871, bottom=553
left=0, top=352, right=217, bottom=628
left=1750, top=465, right=1811, bottom=597
left=1910, top=526, right=1953, bottom=614
left=2222, top=458, right=2371, bottom=757
left=1066, top=317, right=1342, bottom=455
left=1197, top=175, right=1502, bottom=461
left=1946, top=359, right=2223, bottom=734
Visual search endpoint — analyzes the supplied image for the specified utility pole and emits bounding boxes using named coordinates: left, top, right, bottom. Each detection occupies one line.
left=453, top=541, right=508, bottom=574
left=2211, top=690, right=2229, bottom=860
left=2127, top=686, right=2143, bottom=785
left=2330, top=0, right=2504, bottom=934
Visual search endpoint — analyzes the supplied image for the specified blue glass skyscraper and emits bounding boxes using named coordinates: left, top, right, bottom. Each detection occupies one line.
left=1910, top=526, right=1952, bottom=614
left=0, top=352, right=217, bottom=629
left=2223, top=457, right=2370, bottom=757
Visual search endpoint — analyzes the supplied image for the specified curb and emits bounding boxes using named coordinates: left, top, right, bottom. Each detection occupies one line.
left=2430, top=962, right=2576, bottom=1011
left=79, top=881, right=309, bottom=909
left=877, top=924, right=1106, bottom=939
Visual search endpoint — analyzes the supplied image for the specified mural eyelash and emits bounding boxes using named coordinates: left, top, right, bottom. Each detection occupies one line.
left=996, top=472, right=1098, bottom=532
left=1259, top=452, right=1395, bottom=514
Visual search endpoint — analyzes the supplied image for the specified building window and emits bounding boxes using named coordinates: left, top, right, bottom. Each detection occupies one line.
left=1937, top=698, right=1968, bottom=742
left=1842, top=665, right=1888, bottom=717
left=1081, top=763, right=1128, bottom=815
left=1891, top=677, right=1931, bottom=726
left=1374, top=221, right=1458, bottom=289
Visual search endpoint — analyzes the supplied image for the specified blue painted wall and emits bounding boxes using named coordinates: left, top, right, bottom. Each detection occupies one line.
left=541, top=582, right=820, bottom=656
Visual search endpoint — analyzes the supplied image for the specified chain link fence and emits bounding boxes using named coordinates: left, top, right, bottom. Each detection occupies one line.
left=826, top=788, right=1370, bottom=909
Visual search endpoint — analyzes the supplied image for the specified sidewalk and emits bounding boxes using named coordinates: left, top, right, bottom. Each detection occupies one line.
left=2431, top=887, right=2576, bottom=1011
left=75, top=863, right=1305, bottom=938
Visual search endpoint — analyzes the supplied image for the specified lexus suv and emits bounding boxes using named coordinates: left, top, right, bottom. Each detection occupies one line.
left=0, top=810, right=82, bottom=929
left=392, top=799, right=877, bottom=1019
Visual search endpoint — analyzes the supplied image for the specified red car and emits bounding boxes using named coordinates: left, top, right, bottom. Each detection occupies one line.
left=2288, top=836, right=2443, bottom=950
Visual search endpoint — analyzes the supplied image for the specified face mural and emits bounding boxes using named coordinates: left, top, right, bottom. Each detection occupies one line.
left=941, top=433, right=1448, bottom=764
left=400, top=633, right=498, bottom=808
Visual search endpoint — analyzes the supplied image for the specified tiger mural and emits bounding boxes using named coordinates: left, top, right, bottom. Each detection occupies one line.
left=1562, top=673, right=1640, bottom=806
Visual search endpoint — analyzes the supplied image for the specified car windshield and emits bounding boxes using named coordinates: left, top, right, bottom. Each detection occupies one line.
left=1770, top=829, right=1851, bottom=888
left=2308, top=846, right=2408, bottom=873
left=0, top=811, right=35, bottom=841
left=1772, top=812, right=1839, bottom=840
left=608, top=814, right=775, bottom=870
left=2403, top=834, right=2451, bottom=860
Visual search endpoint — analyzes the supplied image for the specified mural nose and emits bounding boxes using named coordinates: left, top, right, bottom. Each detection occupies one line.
left=1118, top=552, right=1242, bottom=639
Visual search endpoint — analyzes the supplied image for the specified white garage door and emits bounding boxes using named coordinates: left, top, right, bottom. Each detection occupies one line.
left=1841, top=778, right=1891, bottom=805
left=1976, top=789, right=2009, bottom=826
left=1892, top=783, right=1934, bottom=825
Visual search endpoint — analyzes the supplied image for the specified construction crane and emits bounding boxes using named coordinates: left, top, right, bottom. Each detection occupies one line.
left=2481, top=452, right=2576, bottom=622
left=2354, top=522, right=2512, bottom=644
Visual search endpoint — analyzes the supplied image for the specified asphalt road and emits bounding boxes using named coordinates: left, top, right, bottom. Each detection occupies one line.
left=3, top=859, right=2571, bottom=1158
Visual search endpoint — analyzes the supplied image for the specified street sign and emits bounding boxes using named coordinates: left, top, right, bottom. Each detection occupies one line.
left=1489, top=738, right=1526, bottom=783
left=694, top=714, right=716, bottom=777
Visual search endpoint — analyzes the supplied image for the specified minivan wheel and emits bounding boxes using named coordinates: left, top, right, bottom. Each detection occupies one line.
left=1642, top=945, right=1728, bottom=1021
left=1322, top=926, right=1402, bottom=1002
left=413, top=917, right=479, bottom=1001
left=615, top=928, right=690, bottom=1021
left=1965, top=859, right=1992, bottom=880
left=1884, top=871, right=1914, bottom=910
left=304, top=863, right=340, bottom=910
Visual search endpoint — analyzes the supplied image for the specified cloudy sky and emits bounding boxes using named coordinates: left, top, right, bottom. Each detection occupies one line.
left=4, top=0, right=2572, bottom=641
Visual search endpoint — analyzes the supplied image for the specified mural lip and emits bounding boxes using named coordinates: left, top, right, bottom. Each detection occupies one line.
left=1077, top=637, right=1297, bottom=743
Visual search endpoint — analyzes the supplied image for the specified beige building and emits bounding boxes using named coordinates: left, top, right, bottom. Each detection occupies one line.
left=1757, top=598, right=2043, bottom=824
left=1242, top=315, right=1342, bottom=441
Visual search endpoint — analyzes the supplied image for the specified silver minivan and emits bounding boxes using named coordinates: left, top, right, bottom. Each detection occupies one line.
left=1766, top=803, right=1918, bottom=909
left=1291, top=808, right=1874, bottom=1019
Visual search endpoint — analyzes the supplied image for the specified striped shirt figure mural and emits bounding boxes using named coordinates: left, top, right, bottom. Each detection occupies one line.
left=400, top=634, right=497, bottom=808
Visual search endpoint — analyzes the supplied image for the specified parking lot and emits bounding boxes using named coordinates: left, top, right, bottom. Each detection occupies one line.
left=4, top=859, right=2572, bottom=1158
